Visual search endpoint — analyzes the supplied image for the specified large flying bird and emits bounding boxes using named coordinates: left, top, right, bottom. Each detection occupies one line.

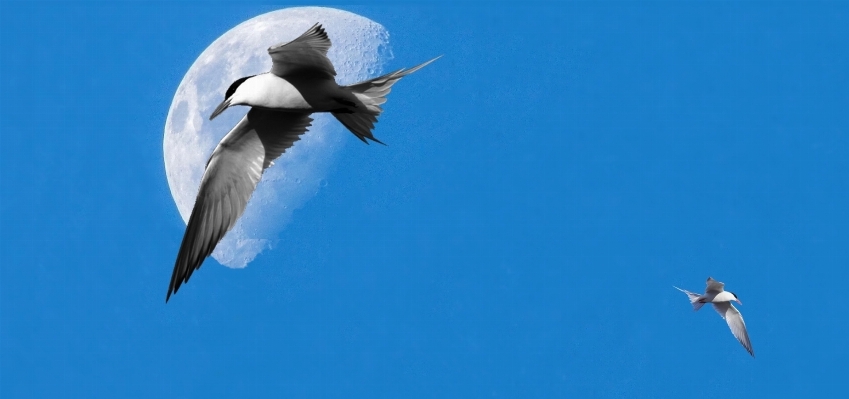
left=167, top=23, right=438, bottom=301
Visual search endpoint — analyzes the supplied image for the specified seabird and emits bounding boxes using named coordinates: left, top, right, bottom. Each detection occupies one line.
left=674, top=277, right=755, bottom=357
left=166, top=23, right=439, bottom=301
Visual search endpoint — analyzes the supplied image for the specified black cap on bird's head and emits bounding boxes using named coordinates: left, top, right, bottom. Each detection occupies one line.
left=210, top=75, right=254, bottom=120
left=729, top=291, right=742, bottom=305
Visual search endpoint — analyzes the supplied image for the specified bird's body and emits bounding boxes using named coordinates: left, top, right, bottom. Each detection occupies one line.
left=225, top=72, right=360, bottom=113
left=674, top=277, right=755, bottom=357
left=166, top=23, right=439, bottom=301
left=232, top=73, right=315, bottom=111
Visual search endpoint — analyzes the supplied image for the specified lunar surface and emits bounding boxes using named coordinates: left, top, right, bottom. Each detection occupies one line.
left=163, top=7, right=391, bottom=267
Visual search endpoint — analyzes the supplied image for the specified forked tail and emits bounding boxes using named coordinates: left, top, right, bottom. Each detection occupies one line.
left=674, top=286, right=706, bottom=311
left=333, top=56, right=441, bottom=144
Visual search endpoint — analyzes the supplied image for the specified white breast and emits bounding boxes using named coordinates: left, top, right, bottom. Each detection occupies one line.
left=235, top=73, right=312, bottom=111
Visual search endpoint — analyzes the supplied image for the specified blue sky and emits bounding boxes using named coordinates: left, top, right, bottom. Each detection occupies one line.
left=2, top=2, right=848, bottom=398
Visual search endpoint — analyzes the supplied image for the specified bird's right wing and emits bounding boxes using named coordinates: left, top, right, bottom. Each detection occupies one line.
left=166, top=109, right=313, bottom=301
left=268, top=23, right=336, bottom=78
left=712, top=302, right=755, bottom=357
left=705, top=277, right=725, bottom=294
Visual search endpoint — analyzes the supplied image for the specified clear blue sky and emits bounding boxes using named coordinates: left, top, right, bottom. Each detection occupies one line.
left=2, top=2, right=848, bottom=398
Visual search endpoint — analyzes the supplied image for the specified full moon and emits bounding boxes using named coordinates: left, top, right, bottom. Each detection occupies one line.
left=163, top=7, right=391, bottom=268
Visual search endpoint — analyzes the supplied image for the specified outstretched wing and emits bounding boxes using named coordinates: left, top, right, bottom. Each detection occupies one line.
left=705, top=277, right=725, bottom=294
left=712, top=302, right=755, bottom=357
left=166, top=109, right=313, bottom=301
left=268, top=23, right=336, bottom=78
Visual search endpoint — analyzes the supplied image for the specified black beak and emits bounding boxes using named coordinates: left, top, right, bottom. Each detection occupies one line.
left=209, top=98, right=232, bottom=120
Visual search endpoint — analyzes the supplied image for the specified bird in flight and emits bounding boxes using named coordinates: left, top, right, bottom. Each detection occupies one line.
left=674, top=277, right=755, bottom=357
left=166, top=23, right=439, bottom=302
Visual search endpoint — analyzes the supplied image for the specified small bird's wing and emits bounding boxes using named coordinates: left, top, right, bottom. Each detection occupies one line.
left=166, top=109, right=313, bottom=301
left=705, top=277, right=725, bottom=294
left=268, top=23, right=336, bottom=78
left=712, top=302, right=755, bottom=357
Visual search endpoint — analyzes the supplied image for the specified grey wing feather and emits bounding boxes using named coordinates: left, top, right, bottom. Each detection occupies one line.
left=705, top=277, right=725, bottom=294
left=712, top=302, right=755, bottom=357
left=268, top=23, right=336, bottom=78
left=166, top=109, right=313, bottom=301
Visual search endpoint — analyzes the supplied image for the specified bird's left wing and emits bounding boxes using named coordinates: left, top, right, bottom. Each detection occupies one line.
left=268, top=23, right=336, bottom=78
left=166, top=109, right=313, bottom=301
left=713, top=302, right=755, bottom=357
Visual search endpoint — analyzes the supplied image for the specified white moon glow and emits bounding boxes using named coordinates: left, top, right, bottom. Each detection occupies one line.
left=163, top=7, right=391, bottom=268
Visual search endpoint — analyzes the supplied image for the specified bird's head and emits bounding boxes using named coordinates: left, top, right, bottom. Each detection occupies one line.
left=210, top=75, right=255, bottom=120
left=729, top=292, right=742, bottom=305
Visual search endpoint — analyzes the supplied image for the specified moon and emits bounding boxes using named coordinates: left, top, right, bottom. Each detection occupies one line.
left=163, top=7, right=391, bottom=268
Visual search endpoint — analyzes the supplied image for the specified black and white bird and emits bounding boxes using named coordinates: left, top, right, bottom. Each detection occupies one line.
left=674, top=277, right=755, bottom=357
left=166, top=23, right=439, bottom=302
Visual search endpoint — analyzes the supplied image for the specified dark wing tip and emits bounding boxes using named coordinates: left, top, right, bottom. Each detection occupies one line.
left=267, top=22, right=330, bottom=54
left=308, top=23, right=328, bottom=40
left=165, top=262, right=185, bottom=303
left=165, top=199, right=210, bottom=303
left=744, top=341, right=755, bottom=357
left=311, top=23, right=326, bottom=35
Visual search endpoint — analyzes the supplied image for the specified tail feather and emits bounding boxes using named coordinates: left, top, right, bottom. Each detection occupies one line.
left=674, top=286, right=706, bottom=311
left=333, top=112, right=383, bottom=145
left=333, top=56, right=441, bottom=144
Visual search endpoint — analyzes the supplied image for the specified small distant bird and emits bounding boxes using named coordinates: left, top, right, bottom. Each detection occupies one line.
left=166, top=23, right=439, bottom=302
left=674, top=277, right=754, bottom=357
